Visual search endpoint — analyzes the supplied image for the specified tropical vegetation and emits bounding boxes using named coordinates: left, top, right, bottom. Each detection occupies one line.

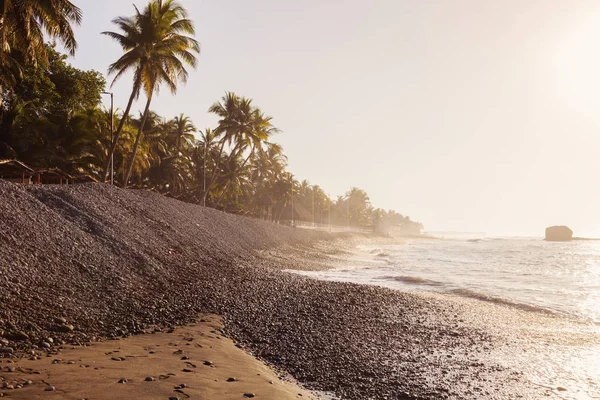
left=0, top=0, right=422, bottom=232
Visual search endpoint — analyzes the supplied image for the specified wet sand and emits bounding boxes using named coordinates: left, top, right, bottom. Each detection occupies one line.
left=0, top=315, right=315, bottom=400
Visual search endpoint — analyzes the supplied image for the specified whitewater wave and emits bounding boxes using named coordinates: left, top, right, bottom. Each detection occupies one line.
left=381, top=275, right=444, bottom=287
left=447, top=288, right=559, bottom=315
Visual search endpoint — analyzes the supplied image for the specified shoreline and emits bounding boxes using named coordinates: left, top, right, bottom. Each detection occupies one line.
left=1, top=182, right=596, bottom=399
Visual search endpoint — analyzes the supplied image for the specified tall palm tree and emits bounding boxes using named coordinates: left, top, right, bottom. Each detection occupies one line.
left=0, top=0, right=81, bottom=100
left=202, top=92, right=249, bottom=204
left=204, top=93, right=280, bottom=207
left=171, top=113, right=196, bottom=151
left=102, top=0, right=199, bottom=184
left=251, top=142, right=287, bottom=219
left=214, top=109, right=279, bottom=207
left=121, top=0, right=199, bottom=188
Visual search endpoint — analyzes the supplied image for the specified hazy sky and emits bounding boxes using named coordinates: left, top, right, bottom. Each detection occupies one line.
left=67, top=0, right=600, bottom=236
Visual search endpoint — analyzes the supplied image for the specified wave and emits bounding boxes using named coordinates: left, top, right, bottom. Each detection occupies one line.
left=447, top=288, right=559, bottom=315
left=381, top=275, right=444, bottom=287
left=367, top=248, right=392, bottom=258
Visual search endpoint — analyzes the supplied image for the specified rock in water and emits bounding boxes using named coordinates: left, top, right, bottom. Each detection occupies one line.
left=545, top=226, right=573, bottom=241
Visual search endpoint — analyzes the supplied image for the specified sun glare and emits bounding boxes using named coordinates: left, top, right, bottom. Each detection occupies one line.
left=555, top=13, right=600, bottom=123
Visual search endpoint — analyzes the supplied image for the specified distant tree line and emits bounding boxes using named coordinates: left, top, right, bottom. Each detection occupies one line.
left=0, top=0, right=422, bottom=231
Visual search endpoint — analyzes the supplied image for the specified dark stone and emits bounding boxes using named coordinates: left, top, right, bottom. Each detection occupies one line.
left=6, top=331, right=29, bottom=341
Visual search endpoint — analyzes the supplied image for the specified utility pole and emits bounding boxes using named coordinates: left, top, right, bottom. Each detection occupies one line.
left=291, top=186, right=294, bottom=226
left=312, top=187, right=315, bottom=227
left=101, top=92, right=114, bottom=185
left=328, top=193, right=331, bottom=232
left=203, top=132, right=207, bottom=207
left=347, top=195, right=350, bottom=230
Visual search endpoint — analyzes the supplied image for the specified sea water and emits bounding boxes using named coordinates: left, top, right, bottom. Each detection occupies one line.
left=298, top=236, right=600, bottom=324
left=291, top=235, right=600, bottom=399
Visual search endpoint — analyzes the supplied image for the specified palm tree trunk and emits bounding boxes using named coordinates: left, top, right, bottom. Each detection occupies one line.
left=122, top=93, right=153, bottom=188
left=102, top=75, right=142, bottom=182
left=215, top=148, right=254, bottom=208
left=202, top=139, right=239, bottom=206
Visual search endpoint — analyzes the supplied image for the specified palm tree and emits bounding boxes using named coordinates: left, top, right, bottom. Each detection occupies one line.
left=171, top=113, right=196, bottom=151
left=214, top=108, right=279, bottom=207
left=204, top=93, right=280, bottom=207
left=251, top=142, right=287, bottom=219
left=0, top=0, right=81, bottom=100
left=102, top=0, right=199, bottom=184
left=202, top=92, right=248, bottom=204
left=194, top=127, right=218, bottom=203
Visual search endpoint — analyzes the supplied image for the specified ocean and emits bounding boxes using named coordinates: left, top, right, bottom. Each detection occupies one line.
left=291, top=235, right=600, bottom=399
left=297, top=236, right=600, bottom=324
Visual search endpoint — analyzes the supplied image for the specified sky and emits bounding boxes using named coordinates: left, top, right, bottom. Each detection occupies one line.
left=64, top=0, right=600, bottom=236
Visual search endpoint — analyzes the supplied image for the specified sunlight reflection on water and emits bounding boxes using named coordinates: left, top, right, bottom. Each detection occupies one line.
left=289, top=238, right=600, bottom=398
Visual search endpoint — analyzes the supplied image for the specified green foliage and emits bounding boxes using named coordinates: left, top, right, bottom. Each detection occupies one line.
left=0, top=45, right=106, bottom=169
left=0, top=0, right=82, bottom=92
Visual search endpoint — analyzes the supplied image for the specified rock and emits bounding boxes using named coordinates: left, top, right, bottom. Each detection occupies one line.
left=118, top=378, right=128, bottom=384
left=6, top=331, right=29, bottom=341
left=41, top=342, right=51, bottom=349
left=175, top=384, right=187, bottom=389
left=227, top=377, right=238, bottom=382
left=243, top=393, right=256, bottom=398
left=57, top=324, right=75, bottom=333
left=45, top=386, right=56, bottom=391
left=545, top=226, right=573, bottom=241
left=144, top=376, right=155, bottom=382
left=0, top=347, right=14, bottom=354
left=203, top=360, right=213, bottom=366
left=557, top=386, right=567, bottom=391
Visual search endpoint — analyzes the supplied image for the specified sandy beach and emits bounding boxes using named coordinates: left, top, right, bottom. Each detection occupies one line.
left=1, top=315, right=314, bottom=399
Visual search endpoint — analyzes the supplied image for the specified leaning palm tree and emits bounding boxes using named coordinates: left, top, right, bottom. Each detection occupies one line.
left=101, top=0, right=199, bottom=184
left=0, top=0, right=81, bottom=100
